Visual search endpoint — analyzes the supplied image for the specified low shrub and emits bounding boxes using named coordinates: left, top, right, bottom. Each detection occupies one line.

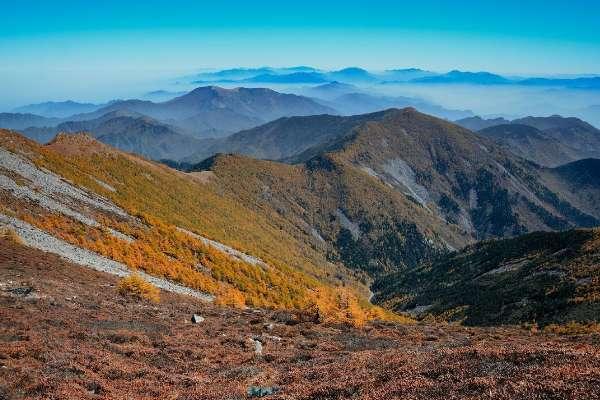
left=544, top=321, right=600, bottom=335
left=0, top=227, right=24, bottom=245
left=117, top=274, right=160, bottom=303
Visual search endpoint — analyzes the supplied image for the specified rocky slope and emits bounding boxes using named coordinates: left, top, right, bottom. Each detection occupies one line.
left=192, top=151, right=460, bottom=278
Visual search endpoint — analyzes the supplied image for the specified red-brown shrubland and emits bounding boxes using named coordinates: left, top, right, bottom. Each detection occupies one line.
left=1, top=239, right=599, bottom=399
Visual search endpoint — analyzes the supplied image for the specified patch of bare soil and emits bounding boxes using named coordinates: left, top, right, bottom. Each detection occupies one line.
left=0, top=239, right=599, bottom=399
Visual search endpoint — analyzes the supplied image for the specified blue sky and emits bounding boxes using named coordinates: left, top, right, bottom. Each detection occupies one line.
left=1, top=0, right=599, bottom=106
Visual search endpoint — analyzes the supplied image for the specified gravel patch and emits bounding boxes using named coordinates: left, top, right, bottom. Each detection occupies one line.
left=0, top=175, right=134, bottom=242
left=483, top=258, right=530, bottom=276
left=0, top=147, right=127, bottom=217
left=1, top=147, right=136, bottom=241
left=92, top=177, right=117, bottom=192
left=0, top=174, right=98, bottom=226
left=335, top=209, right=362, bottom=240
left=0, top=214, right=214, bottom=302
left=177, top=226, right=267, bottom=268
left=382, top=157, right=430, bottom=208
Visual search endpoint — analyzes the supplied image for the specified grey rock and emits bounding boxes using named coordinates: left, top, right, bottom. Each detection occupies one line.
left=191, top=314, right=205, bottom=324
left=249, top=338, right=263, bottom=356
left=247, top=386, right=278, bottom=397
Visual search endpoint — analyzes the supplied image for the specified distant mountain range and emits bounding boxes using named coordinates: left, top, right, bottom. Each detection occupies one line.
left=457, top=115, right=600, bottom=166
left=188, top=66, right=600, bottom=89
left=3, top=85, right=598, bottom=169
left=194, top=67, right=381, bottom=85
left=1, top=86, right=336, bottom=146
left=194, top=67, right=445, bottom=85
left=412, top=70, right=511, bottom=85
left=2, top=84, right=470, bottom=163
left=66, top=86, right=336, bottom=138
left=12, top=100, right=103, bottom=118
left=0, top=86, right=337, bottom=159
left=192, top=66, right=319, bottom=81
left=22, top=110, right=209, bottom=160
left=0, top=112, right=61, bottom=130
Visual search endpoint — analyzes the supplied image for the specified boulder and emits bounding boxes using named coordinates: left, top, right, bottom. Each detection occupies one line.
left=191, top=314, right=205, bottom=324
left=249, top=338, right=263, bottom=356
left=247, top=386, right=278, bottom=397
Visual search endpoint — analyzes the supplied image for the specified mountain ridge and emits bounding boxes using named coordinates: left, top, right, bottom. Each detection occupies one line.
left=21, top=110, right=210, bottom=160
left=67, top=86, right=337, bottom=138
left=457, top=114, right=600, bottom=166
left=12, top=100, right=103, bottom=118
left=186, top=108, right=600, bottom=285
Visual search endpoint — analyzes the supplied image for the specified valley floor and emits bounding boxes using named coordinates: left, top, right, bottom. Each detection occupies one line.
left=1, top=239, right=599, bottom=400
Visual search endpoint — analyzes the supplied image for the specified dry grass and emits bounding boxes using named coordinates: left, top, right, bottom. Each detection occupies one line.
left=544, top=321, right=600, bottom=335
left=117, top=274, right=160, bottom=303
left=0, top=227, right=24, bottom=245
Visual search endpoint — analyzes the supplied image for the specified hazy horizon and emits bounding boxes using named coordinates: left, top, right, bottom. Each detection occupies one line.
left=2, top=1, right=600, bottom=126
left=3, top=1, right=600, bottom=106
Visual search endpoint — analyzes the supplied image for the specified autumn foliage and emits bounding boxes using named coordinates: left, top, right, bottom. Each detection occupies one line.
left=0, top=130, right=404, bottom=325
left=0, top=227, right=24, bottom=245
left=118, top=274, right=160, bottom=303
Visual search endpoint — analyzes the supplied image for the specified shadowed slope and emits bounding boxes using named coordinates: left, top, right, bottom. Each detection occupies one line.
left=374, top=227, right=600, bottom=326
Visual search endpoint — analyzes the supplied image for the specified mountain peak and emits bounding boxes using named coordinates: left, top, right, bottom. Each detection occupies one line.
left=180, top=85, right=281, bottom=100
left=376, top=107, right=435, bottom=122
left=415, top=70, right=510, bottom=84
left=387, top=106, right=419, bottom=115
left=186, top=85, right=230, bottom=95
left=47, top=132, right=113, bottom=156
left=335, top=67, right=369, bottom=73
